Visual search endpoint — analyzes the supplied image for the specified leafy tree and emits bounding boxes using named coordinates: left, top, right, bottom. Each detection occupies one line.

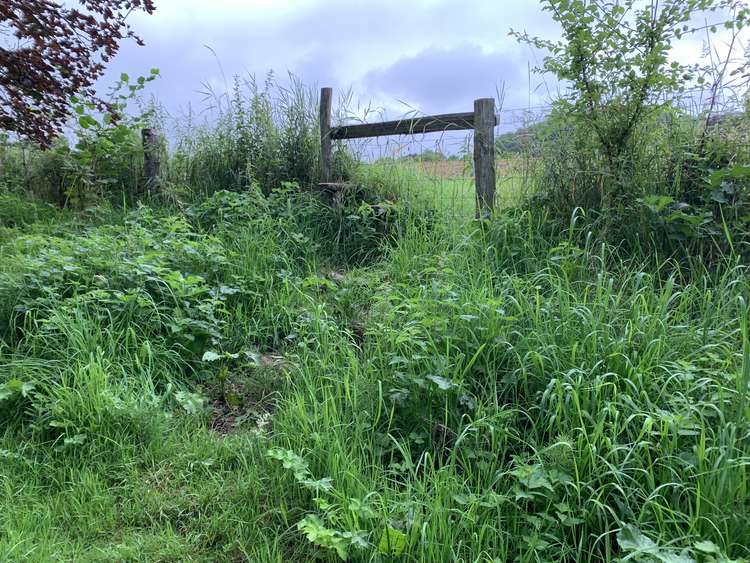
left=0, top=0, right=155, bottom=147
left=512, top=0, right=749, bottom=215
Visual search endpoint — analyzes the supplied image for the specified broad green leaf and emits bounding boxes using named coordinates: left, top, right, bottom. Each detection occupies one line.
left=297, top=515, right=349, bottom=560
left=617, top=524, right=658, bottom=554
left=267, top=448, right=310, bottom=480
left=20, top=381, right=35, bottom=397
left=643, top=195, right=675, bottom=213
left=512, top=465, right=554, bottom=491
left=694, top=540, right=721, bottom=554
left=300, top=477, right=334, bottom=492
left=425, top=374, right=454, bottom=390
left=175, top=391, right=206, bottom=415
left=378, top=525, right=407, bottom=556
left=78, top=115, right=98, bottom=129
left=202, top=350, right=222, bottom=362
left=341, top=530, right=369, bottom=549
left=657, top=553, right=695, bottom=563
left=63, top=434, right=87, bottom=446
left=5, top=378, right=25, bottom=392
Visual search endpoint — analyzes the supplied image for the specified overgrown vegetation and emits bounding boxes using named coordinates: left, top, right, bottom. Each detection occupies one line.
left=0, top=73, right=353, bottom=207
left=2, top=1, right=750, bottom=561
left=2, top=184, right=749, bottom=561
left=166, top=74, right=356, bottom=196
left=513, top=0, right=750, bottom=262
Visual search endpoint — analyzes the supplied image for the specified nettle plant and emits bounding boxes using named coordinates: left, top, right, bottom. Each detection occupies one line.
left=512, top=0, right=749, bottom=220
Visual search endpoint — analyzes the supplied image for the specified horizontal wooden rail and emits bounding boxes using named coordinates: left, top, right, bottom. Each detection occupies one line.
left=330, top=111, right=495, bottom=140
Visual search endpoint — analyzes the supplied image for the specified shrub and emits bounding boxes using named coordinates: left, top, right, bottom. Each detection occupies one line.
left=514, top=0, right=750, bottom=264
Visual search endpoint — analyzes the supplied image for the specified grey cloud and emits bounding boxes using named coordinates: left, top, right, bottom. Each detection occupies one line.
left=359, top=42, right=529, bottom=115
left=104, top=0, right=556, bottom=121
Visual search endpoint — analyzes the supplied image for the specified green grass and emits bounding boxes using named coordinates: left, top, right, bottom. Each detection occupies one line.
left=1, top=185, right=749, bottom=562
left=356, top=158, right=534, bottom=220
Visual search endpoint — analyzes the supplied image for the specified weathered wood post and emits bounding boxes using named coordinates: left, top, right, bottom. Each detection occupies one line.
left=141, top=128, right=161, bottom=194
left=473, top=98, right=496, bottom=218
left=320, top=87, right=333, bottom=183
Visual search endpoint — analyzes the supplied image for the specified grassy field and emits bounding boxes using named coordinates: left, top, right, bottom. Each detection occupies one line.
left=360, top=158, right=536, bottom=219
left=1, top=181, right=748, bottom=562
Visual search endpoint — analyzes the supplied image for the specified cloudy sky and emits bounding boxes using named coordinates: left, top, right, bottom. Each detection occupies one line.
left=108, top=0, right=557, bottom=122
left=104, top=0, right=745, bottom=134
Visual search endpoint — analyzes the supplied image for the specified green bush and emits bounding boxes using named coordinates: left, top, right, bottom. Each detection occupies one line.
left=514, top=0, right=750, bottom=266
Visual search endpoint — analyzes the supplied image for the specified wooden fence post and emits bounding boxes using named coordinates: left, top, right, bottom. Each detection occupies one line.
left=473, top=98, right=496, bottom=218
left=320, top=87, right=333, bottom=183
left=141, top=128, right=161, bottom=194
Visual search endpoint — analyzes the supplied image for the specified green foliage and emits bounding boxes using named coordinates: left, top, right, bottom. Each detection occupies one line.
left=495, top=119, right=559, bottom=156
left=298, top=488, right=373, bottom=543
left=64, top=70, right=160, bottom=206
left=513, top=1, right=750, bottom=263
left=183, top=184, right=270, bottom=230
left=0, top=71, right=160, bottom=207
left=513, top=0, right=745, bottom=172
left=513, top=0, right=747, bottom=240
left=616, top=524, right=740, bottom=562
left=0, top=194, right=57, bottom=229
left=4, top=16, right=750, bottom=557
left=268, top=447, right=379, bottom=560
left=1, top=69, right=358, bottom=211
left=1, top=186, right=750, bottom=560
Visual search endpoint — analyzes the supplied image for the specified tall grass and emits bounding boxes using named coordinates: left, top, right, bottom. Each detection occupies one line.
left=165, top=73, right=354, bottom=197
left=1, top=69, right=749, bottom=561
left=527, top=105, right=750, bottom=265
left=0, top=73, right=356, bottom=209
left=355, top=155, right=534, bottom=222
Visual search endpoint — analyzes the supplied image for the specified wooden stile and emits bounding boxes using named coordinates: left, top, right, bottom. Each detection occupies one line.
left=330, top=112, right=476, bottom=140
left=319, top=88, right=497, bottom=217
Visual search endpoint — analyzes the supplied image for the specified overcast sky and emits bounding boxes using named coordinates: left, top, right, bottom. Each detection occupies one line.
left=108, top=0, right=557, bottom=122
left=104, top=0, right=745, bottom=136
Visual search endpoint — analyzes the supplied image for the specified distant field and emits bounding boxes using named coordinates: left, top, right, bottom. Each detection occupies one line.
left=364, top=157, right=537, bottom=218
